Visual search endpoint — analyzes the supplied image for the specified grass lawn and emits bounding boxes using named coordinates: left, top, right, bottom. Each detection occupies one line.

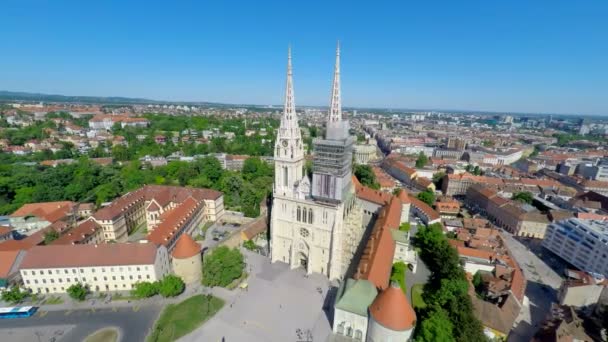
left=147, top=294, right=224, bottom=342
left=84, top=328, right=118, bottom=342
left=411, top=284, right=427, bottom=309
left=43, top=296, right=64, bottom=305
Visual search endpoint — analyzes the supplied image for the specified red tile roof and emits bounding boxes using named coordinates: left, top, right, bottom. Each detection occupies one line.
left=20, top=243, right=159, bottom=269
left=0, top=250, right=22, bottom=278
left=147, top=197, right=201, bottom=247
left=51, top=220, right=101, bottom=245
left=354, top=197, right=402, bottom=290
left=10, top=201, right=76, bottom=223
left=171, top=234, right=201, bottom=259
left=369, top=284, right=416, bottom=331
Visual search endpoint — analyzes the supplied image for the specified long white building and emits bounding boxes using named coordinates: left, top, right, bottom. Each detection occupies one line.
left=270, top=45, right=364, bottom=281
left=542, top=218, right=608, bottom=277
left=19, top=243, right=171, bottom=294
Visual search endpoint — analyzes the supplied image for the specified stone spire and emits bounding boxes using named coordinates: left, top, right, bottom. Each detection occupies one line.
left=283, top=45, right=296, bottom=125
left=328, top=41, right=341, bottom=123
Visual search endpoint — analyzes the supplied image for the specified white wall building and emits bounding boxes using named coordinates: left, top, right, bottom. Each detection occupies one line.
left=19, top=243, right=171, bottom=294
left=542, top=218, right=608, bottom=277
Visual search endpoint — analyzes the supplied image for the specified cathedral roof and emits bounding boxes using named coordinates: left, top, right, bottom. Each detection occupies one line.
left=171, top=234, right=200, bottom=259
left=369, top=282, right=416, bottom=331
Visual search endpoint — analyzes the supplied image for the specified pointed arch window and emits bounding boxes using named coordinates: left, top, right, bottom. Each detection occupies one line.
left=297, top=206, right=301, bottom=222
left=308, top=208, right=313, bottom=224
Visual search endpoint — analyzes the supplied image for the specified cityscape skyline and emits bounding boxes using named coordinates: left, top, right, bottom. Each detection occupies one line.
left=1, top=1, right=607, bottom=115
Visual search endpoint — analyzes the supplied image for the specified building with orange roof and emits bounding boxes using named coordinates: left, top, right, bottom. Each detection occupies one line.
left=9, top=201, right=77, bottom=236
left=171, top=234, right=202, bottom=284
left=371, top=166, right=396, bottom=191
left=367, top=282, right=417, bottom=341
left=0, top=225, right=13, bottom=243
left=0, top=250, right=26, bottom=290
left=19, top=243, right=170, bottom=294
left=92, top=185, right=223, bottom=243
left=435, top=200, right=460, bottom=218
left=50, top=219, right=103, bottom=246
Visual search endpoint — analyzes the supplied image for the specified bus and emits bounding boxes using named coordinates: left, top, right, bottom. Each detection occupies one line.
left=0, top=306, right=38, bottom=319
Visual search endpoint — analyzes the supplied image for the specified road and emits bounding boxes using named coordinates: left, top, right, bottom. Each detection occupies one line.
left=0, top=305, right=162, bottom=342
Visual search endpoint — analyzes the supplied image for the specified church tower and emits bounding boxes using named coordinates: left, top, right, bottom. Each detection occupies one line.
left=274, top=47, right=305, bottom=198
left=312, top=42, right=355, bottom=202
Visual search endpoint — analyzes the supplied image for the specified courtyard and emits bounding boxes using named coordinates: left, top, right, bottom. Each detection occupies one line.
left=181, top=250, right=333, bottom=342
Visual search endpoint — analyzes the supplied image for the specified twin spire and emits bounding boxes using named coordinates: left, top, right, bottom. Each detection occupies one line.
left=281, top=43, right=342, bottom=125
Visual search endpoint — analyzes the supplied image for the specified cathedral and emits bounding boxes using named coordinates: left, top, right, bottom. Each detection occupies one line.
left=270, top=45, right=365, bottom=281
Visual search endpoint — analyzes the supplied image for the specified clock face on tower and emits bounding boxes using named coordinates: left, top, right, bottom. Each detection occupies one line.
left=282, top=140, right=288, bottom=147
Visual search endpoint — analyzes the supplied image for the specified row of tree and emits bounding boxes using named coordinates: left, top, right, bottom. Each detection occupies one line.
left=414, top=223, right=486, bottom=342
left=0, top=155, right=273, bottom=218
left=131, top=275, right=186, bottom=298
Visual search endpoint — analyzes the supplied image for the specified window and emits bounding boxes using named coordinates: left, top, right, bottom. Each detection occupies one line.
left=66, top=278, right=70, bottom=282
left=308, top=209, right=313, bottom=224
left=300, top=228, right=310, bottom=238
left=104, top=277, right=107, bottom=281
left=42, top=279, right=46, bottom=284
left=64, top=270, right=68, bottom=274
left=34, top=280, right=38, bottom=284
left=22, top=271, right=27, bottom=275
left=73, top=269, right=77, bottom=274
left=26, top=280, right=30, bottom=284
left=112, top=276, right=116, bottom=280
left=121, top=276, right=124, bottom=280
left=94, top=277, right=98, bottom=281
left=102, top=268, right=105, bottom=273
left=58, top=278, right=62, bottom=283
left=48, top=270, right=52, bottom=275
left=146, top=275, right=150, bottom=279
left=138, top=275, right=142, bottom=279
left=137, top=267, right=140, bottom=271
left=297, top=207, right=301, bottom=222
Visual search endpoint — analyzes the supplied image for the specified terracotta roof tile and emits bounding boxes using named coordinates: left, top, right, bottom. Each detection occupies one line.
left=171, top=234, right=201, bottom=259
left=369, top=284, right=416, bottom=331
left=20, top=243, right=159, bottom=269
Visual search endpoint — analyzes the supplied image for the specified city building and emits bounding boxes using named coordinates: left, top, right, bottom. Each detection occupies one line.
left=531, top=304, right=593, bottom=342
left=353, top=144, right=377, bottom=164
left=171, top=234, right=202, bottom=285
left=270, top=46, right=364, bottom=281
left=558, top=269, right=607, bottom=308
left=9, top=201, right=78, bottom=236
left=542, top=218, right=608, bottom=277
left=0, top=250, right=26, bottom=290
left=92, top=185, right=223, bottom=244
left=19, top=243, right=171, bottom=294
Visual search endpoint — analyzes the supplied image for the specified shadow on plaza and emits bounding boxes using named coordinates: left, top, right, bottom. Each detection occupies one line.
left=510, top=280, right=557, bottom=341
left=322, top=286, right=339, bottom=325
left=513, top=236, right=569, bottom=276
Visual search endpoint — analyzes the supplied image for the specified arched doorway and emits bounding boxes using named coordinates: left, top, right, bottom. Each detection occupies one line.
left=297, top=251, right=308, bottom=270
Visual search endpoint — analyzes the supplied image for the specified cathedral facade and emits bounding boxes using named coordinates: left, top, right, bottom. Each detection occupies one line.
left=270, top=45, right=364, bottom=281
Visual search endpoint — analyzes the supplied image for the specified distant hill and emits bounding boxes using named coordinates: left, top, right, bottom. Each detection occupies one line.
left=0, top=90, right=226, bottom=107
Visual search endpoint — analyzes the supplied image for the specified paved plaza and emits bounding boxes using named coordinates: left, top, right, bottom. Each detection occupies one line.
left=181, top=250, right=333, bottom=342
left=501, top=232, right=563, bottom=342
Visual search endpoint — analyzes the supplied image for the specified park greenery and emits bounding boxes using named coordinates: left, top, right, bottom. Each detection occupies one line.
left=67, top=283, right=89, bottom=301
left=399, top=222, right=411, bottom=232
left=130, top=275, right=185, bottom=299
left=390, top=261, right=407, bottom=294
left=202, top=246, right=245, bottom=287
left=43, top=230, right=60, bottom=244
left=415, top=152, right=429, bottom=168
left=465, top=164, right=482, bottom=176
left=148, top=294, right=224, bottom=342
left=417, top=189, right=436, bottom=207
left=432, top=171, right=445, bottom=188
left=243, top=239, right=257, bottom=251
left=0, top=154, right=273, bottom=217
left=1, top=286, right=29, bottom=304
left=512, top=191, right=534, bottom=205
left=354, top=164, right=380, bottom=189
left=413, top=223, right=486, bottom=342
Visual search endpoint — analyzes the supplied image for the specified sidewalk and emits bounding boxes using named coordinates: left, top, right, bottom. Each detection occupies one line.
left=2, top=282, right=236, bottom=313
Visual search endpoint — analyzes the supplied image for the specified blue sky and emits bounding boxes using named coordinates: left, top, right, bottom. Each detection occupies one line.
left=1, top=1, right=607, bottom=115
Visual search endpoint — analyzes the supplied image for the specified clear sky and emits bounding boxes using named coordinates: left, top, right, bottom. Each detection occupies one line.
left=1, top=1, right=607, bottom=115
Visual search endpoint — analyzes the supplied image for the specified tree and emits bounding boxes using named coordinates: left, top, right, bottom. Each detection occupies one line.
left=43, top=230, right=60, bottom=244
left=512, top=191, right=534, bottom=204
left=472, top=271, right=484, bottom=295
left=157, top=275, right=185, bottom=297
left=354, top=164, right=380, bottom=189
left=399, top=222, right=411, bottom=232
left=1, top=286, right=28, bottom=304
left=243, top=239, right=257, bottom=251
left=432, top=171, right=445, bottom=188
left=390, top=262, right=407, bottom=294
left=131, top=281, right=159, bottom=298
left=202, top=246, right=245, bottom=287
left=416, top=307, right=455, bottom=342
left=67, top=283, right=89, bottom=301
left=472, top=165, right=481, bottom=176
left=415, top=152, right=429, bottom=168
left=417, top=189, right=436, bottom=206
